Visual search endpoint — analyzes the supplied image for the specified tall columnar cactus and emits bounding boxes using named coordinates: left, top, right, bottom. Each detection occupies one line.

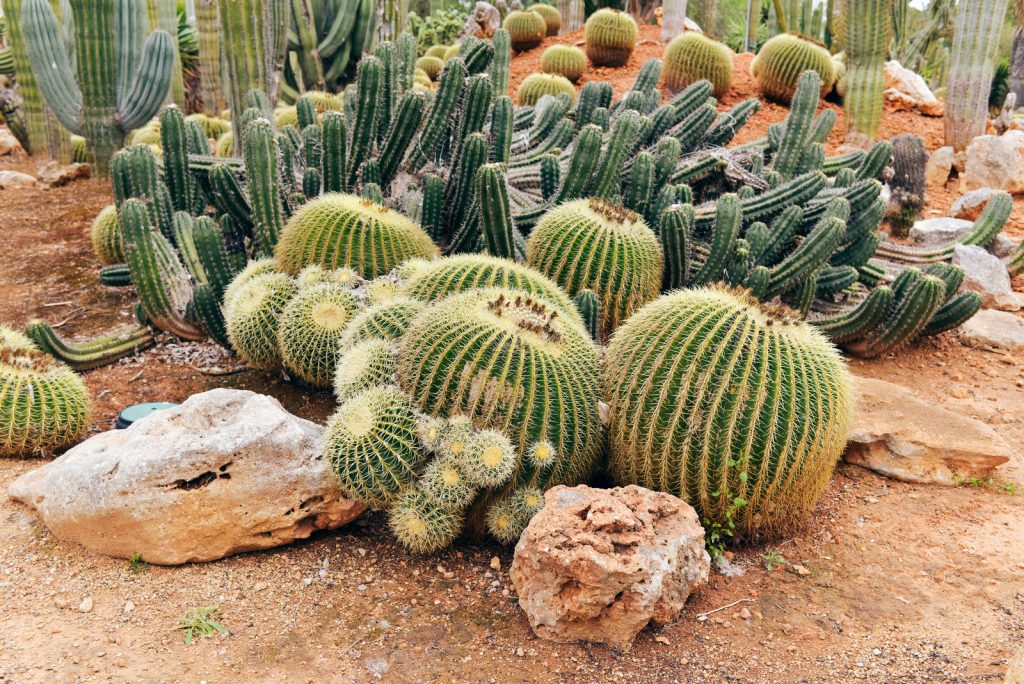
left=944, top=0, right=1010, bottom=152
left=147, top=0, right=184, bottom=107
left=584, top=9, right=637, bottom=67
left=1, top=326, right=92, bottom=457
left=1, top=0, right=47, bottom=154
left=526, top=199, right=663, bottom=340
left=751, top=33, right=835, bottom=102
left=604, top=287, right=854, bottom=539
left=281, top=0, right=374, bottom=102
left=218, top=0, right=287, bottom=153
left=663, top=32, right=734, bottom=97
left=888, top=133, right=927, bottom=238
left=194, top=0, right=224, bottom=115
left=21, top=0, right=176, bottom=173
left=843, top=0, right=890, bottom=147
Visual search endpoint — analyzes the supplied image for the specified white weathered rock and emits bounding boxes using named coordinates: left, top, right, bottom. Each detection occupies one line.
left=908, top=217, right=973, bottom=247
left=963, top=134, right=1024, bottom=194
left=843, top=376, right=1013, bottom=485
left=951, top=187, right=1002, bottom=221
left=959, top=309, right=1024, bottom=351
left=510, top=484, right=709, bottom=650
left=37, top=161, right=91, bottom=187
left=1006, top=645, right=1024, bottom=684
left=0, top=170, right=38, bottom=189
left=952, top=244, right=1023, bottom=311
left=989, top=235, right=1019, bottom=259
left=926, top=146, right=954, bottom=186
left=883, top=61, right=942, bottom=117
left=8, top=389, right=364, bottom=565
left=0, top=128, right=22, bottom=156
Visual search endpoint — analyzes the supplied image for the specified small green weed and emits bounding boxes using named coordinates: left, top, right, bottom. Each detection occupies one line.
left=177, top=606, right=228, bottom=644
left=128, top=553, right=148, bottom=574
left=703, top=495, right=747, bottom=562
left=759, top=548, right=786, bottom=571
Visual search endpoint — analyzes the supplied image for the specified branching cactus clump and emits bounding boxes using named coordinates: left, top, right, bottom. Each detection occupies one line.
left=604, top=287, right=855, bottom=539
left=1, top=325, right=92, bottom=457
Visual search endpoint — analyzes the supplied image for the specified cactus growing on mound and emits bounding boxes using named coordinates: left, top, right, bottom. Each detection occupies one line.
left=21, top=0, right=176, bottom=173
left=530, top=4, right=562, bottom=36
left=526, top=199, right=663, bottom=340
left=274, top=194, right=439, bottom=278
left=90, top=204, right=123, bottom=266
left=516, top=73, right=577, bottom=106
left=540, top=45, right=587, bottom=83
left=277, top=283, right=361, bottom=388
left=584, top=9, right=637, bottom=67
left=604, top=287, right=854, bottom=539
left=1, top=329, right=92, bottom=456
left=751, top=33, right=835, bottom=102
left=663, top=32, right=734, bottom=98
left=504, top=10, right=547, bottom=52
left=224, top=271, right=298, bottom=370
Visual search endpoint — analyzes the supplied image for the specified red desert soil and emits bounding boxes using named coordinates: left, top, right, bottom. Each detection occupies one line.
left=1, top=28, right=1023, bottom=683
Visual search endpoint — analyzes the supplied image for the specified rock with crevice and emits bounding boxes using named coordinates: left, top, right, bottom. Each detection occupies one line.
left=510, top=484, right=709, bottom=650
left=958, top=309, right=1024, bottom=352
left=8, top=388, right=364, bottom=564
left=951, top=187, right=1002, bottom=221
left=843, top=376, right=1013, bottom=485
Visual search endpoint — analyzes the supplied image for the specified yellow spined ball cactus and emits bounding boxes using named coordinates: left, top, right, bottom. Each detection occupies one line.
left=529, top=3, right=562, bottom=36
left=663, top=31, right=734, bottom=97
left=751, top=33, right=836, bottom=103
left=516, top=73, right=577, bottom=106
left=584, top=9, right=637, bottom=67
left=223, top=271, right=298, bottom=370
left=277, top=283, right=361, bottom=388
left=425, top=44, right=448, bottom=59
left=540, top=45, right=587, bottom=83
left=90, top=204, right=123, bottom=266
left=415, top=55, right=444, bottom=80
left=503, top=10, right=547, bottom=52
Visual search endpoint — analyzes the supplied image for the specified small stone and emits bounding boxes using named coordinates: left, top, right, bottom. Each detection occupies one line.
left=959, top=309, right=1024, bottom=352
left=357, top=584, right=367, bottom=592
left=79, top=596, right=93, bottom=613
left=654, top=636, right=671, bottom=645
left=36, top=161, right=91, bottom=187
left=123, top=601, right=134, bottom=612
left=791, top=564, right=811, bottom=576
left=0, top=129, right=22, bottom=156
left=490, top=556, right=501, bottom=571
left=0, top=170, right=38, bottom=189
left=950, top=187, right=1002, bottom=221
left=739, top=608, right=751, bottom=620
left=515, top=647, right=525, bottom=657
left=925, top=146, right=954, bottom=185
left=908, top=217, right=973, bottom=247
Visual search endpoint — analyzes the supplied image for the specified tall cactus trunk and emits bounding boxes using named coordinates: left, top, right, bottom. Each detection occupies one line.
left=692, top=0, right=717, bottom=35
left=944, top=0, right=1010, bottom=152
left=378, top=0, right=409, bottom=42
left=195, top=0, right=224, bottom=115
left=744, top=0, right=760, bottom=51
left=890, top=0, right=906, bottom=57
left=559, top=0, right=584, bottom=33
left=1012, top=31, right=1024, bottom=106
left=661, top=0, right=688, bottom=40
left=147, top=0, right=185, bottom=107
left=844, top=0, right=890, bottom=148
left=75, top=0, right=123, bottom=172
left=218, top=0, right=287, bottom=155
left=2, top=0, right=46, bottom=154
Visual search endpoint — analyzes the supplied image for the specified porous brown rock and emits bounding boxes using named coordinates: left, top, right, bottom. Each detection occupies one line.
left=509, top=484, right=709, bottom=650
left=8, top=389, right=364, bottom=564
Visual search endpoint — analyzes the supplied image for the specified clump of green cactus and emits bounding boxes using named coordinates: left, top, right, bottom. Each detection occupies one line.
left=223, top=271, right=298, bottom=370
left=324, top=385, right=426, bottom=505
left=751, top=33, right=835, bottom=103
left=540, top=45, right=587, bottom=83
left=504, top=10, right=547, bottom=52
left=584, top=9, right=637, bottom=67
left=662, top=32, right=734, bottom=98
left=526, top=199, right=663, bottom=340
left=274, top=193, right=439, bottom=278
left=338, top=296, right=425, bottom=349
left=21, top=0, right=176, bottom=173
left=516, top=73, right=577, bottom=106
left=604, top=287, right=855, bottom=539
left=333, top=338, right=397, bottom=402
left=281, top=0, right=371, bottom=101
left=530, top=4, right=562, bottom=36
left=397, top=255, right=581, bottom=324
left=89, top=204, right=123, bottom=266
left=1, top=327, right=92, bottom=457
left=888, top=134, right=927, bottom=238
left=277, top=283, right=361, bottom=388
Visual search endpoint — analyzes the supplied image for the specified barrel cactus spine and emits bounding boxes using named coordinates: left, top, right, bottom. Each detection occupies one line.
left=540, top=45, right=587, bottom=83
left=584, top=9, right=637, bottom=67
left=604, top=287, right=855, bottom=539
left=662, top=32, right=734, bottom=98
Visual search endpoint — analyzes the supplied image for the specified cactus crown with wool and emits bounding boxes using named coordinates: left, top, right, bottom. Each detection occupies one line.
left=540, top=45, right=587, bottom=83
left=526, top=199, right=663, bottom=340
left=396, top=287, right=604, bottom=492
left=603, top=287, right=854, bottom=539
left=503, top=10, right=547, bottom=52
left=584, top=9, right=637, bottom=67
left=751, top=33, right=835, bottom=103
left=529, top=4, right=562, bottom=36
left=274, top=193, right=439, bottom=278
left=1, top=329, right=92, bottom=456
left=277, top=283, right=361, bottom=388
left=663, top=32, right=734, bottom=98
left=516, top=73, right=577, bottom=106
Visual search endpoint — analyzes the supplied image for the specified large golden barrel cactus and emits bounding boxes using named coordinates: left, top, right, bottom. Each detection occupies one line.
left=663, top=32, right=734, bottom=97
left=751, top=33, right=835, bottom=103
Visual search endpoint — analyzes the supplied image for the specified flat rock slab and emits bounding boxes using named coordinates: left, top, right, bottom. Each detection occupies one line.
left=843, top=376, right=1013, bottom=485
left=510, top=484, right=709, bottom=651
left=8, top=389, right=364, bottom=564
left=959, top=309, right=1024, bottom=351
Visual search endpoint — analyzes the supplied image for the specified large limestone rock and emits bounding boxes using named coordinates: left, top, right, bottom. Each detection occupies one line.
left=1007, top=645, right=1024, bottom=684
left=959, top=309, right=1024, bottom=352
left=964, top=133, right=1024, bottom=194
left=926, top=146, right=954, bottom=185
left=843, top=376, right=1013, bottom=485
left=510, top=484, right=709, bottom=650
left=883, top=61, right=943, bottom=117
left=952, top=244, right=1023, bottom=311
left=37, top=161, right=91, bottom=187
left=0, top=128, right=22, bottom=156
left=8, top=389, right=364, bottom=564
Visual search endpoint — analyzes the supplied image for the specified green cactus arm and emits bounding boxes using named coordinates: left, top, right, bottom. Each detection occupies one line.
left=812, top=285, right=893, bottom=343
left=321, top=110, right=348, bottom=193
left=489, top=28, right=510, bottom=98
left=378, top=90, right=427, bottom=189
left=919, top=291, right=983, bottom=338
left=189, top=282, right=231, bottom=347
left=420, top=173, right=445, bottom=244
left=488, top=95, right=514, bottom=164
left=815, top=264, right=859, bottom=296
left=242, top=118, right=285, bottom=256
left=407, top=58, right=466, bottom=171
left=208, top=163, right=254, bottom=227
left=21, top=0, right=82, bottom=134
left=159, top=106, right=193, bottom=213
left=556, top=123, right=602, bottom=202
left=659, top=204, right=693, bottom=290
left=830, top=231, right=881, bottom=268
left=847, top=273, right=945, bottom=357
left=624, top=151, right=655, bottom=217
left=692, top=194, right=741, bottom=286
left=960, top=191, right=1013, bottom=247
left=443, top=133, right=489, bottom=244
left=765, top=216, right=844, bottom=298
left=589, top=110, right=641, bottom=199
left=1005, top=240, right=1024, bottom=277
left=477, top=164, right=522, bottom=260
left=172, top=212, right=209, bottom=285
left=192, top=216, right=238, bottom=298
left=118, top=29, right=175, bottom=131
left=25, top=319, right=155, bottom=370
left=772, top=70, right=820, bottom=179
left=540, top=154, right=560, bottom=201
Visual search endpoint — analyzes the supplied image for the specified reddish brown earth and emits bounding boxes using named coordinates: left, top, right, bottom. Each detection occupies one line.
left=1, top=29, right=1023, bottom=683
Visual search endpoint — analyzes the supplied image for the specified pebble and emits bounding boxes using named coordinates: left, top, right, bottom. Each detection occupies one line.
left=357, top=584, right=367, bottom=592
left=79, top=596, right=93, bottom=613
left=123, top=601, right=134, bottom=612
left=490, top=557, right=501, bottom=571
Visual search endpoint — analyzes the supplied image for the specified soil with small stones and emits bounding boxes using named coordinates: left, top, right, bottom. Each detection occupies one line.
left=2, top=28, right=1024, bottom=684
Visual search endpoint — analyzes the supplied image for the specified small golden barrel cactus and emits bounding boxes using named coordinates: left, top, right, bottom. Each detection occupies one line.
left=663, top=32, right=734, bottom=97
left=338, top=296, right=425, bottom=349
left=603, top=287, right=854, bottom=539
left=516, top=73, right=576, bottom=106
left=278, top=283, right=361, bottom=388
left=274, top=193, right=439, bottom=279
left=333, top=338, right=397, bottom=403
left=584, top=9, right=637, bottom=67
left=503, top=10, right=547, bottom=52
left=90, top=204, right=124, bottom=266
left=425, top=44, right=448, bottom=59
left=751, top=33, right=835, bottom=103
left=223, top=271, right=298, bottom=370
left=540, top=45, right=587, bottom=83
left=526, top=199, right=663, bottom=340
left=443, top=43, right=462, bottom=61
left=415, top=55, right=444, bottom=80
left=530, top=3, right=562, bottom=36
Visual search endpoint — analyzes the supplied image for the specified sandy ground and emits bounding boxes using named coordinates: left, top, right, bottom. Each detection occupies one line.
left=1, top=27, right=1024, bottom=684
